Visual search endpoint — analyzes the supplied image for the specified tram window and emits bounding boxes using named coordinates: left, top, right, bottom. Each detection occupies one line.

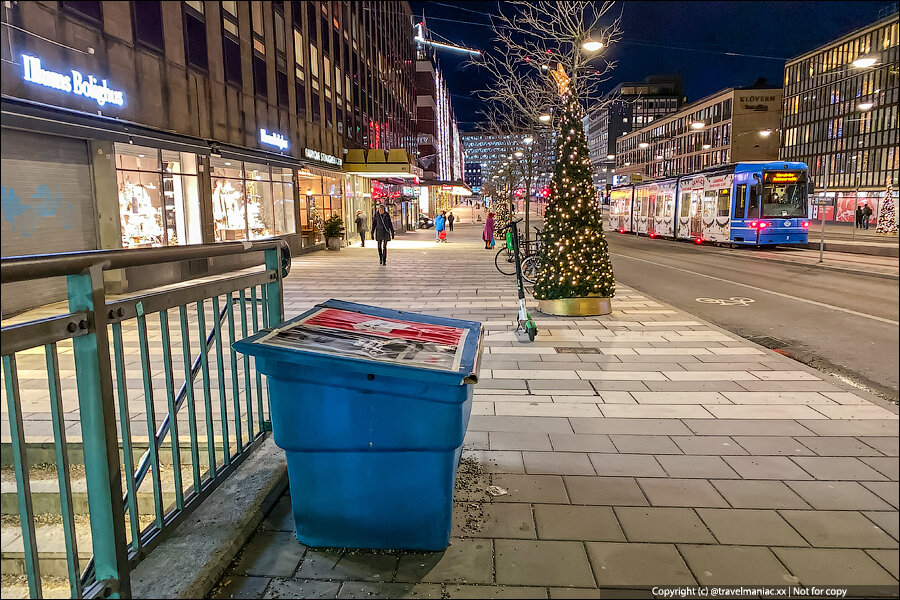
left=733, top=184, right=747, bottom=219
left=717, top=188, right=730, bottom=217
left=679, top=192, right=691, bottom=217
left=703, top=191, right=716, bottom=218
left=748, top=184, right=760, bottom=218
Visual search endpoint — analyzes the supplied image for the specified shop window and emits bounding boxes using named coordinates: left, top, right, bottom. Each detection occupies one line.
left=115, top=144, right=201, bottom=248
left=60, top=1, right=102, bottom=25
left=211, top=159, right=296, bottom=242
left=133, top=1, right=164, bottom=51
left=183, top=2, right=208, bottom=71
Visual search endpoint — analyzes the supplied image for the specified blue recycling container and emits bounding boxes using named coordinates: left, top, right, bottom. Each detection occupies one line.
left=233, top=299, right=483, bottom=551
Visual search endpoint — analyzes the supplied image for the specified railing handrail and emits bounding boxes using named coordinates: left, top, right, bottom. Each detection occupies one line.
left=1, top=238, right=290, bottom=283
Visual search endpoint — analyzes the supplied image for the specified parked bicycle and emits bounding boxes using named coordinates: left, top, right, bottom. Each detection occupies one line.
left=494, top=227, right=543, bottom=284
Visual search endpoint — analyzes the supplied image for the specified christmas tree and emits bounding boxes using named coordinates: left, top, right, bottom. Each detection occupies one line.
left=533, top=85, right=615, bottom=300
left=876, top=177, right=897, bottom=235
left=493, top=190, right=513, bottom=237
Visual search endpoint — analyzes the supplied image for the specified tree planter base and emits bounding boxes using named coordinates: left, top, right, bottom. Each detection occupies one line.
left=326, top=237, right=342, bottom=251
left=537, top=296, right=611, bottom=316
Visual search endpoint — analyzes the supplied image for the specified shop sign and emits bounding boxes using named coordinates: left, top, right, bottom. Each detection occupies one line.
left=441, top=185, right=453, bottom=191
left=259, top=128, right=289, bottom=151
left=21, top=54, right=124, bottom=107
left=304, top=148, right=342, bottom=167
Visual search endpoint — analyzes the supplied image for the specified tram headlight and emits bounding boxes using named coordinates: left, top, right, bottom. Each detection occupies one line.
left=802, top=221, right=810, bottom=228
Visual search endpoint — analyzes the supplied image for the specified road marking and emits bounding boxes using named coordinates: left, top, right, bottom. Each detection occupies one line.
left=612, top=252, right=900, bottom=326
left=696, top=297, right=756, bottom=306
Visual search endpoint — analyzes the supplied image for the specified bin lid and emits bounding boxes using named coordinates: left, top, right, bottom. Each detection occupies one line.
left=234, top=299, right=484, bottom=383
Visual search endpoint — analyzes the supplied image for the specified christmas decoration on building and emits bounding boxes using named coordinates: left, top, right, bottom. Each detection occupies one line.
left=119, top=177, right=163, bottom=247
left=533, top=66, right=615, bottom=313
left=876, top=176, right=897, bottom=235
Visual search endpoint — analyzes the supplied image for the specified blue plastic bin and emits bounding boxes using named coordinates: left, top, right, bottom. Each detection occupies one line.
left=233, top=299, right=483, bottom=551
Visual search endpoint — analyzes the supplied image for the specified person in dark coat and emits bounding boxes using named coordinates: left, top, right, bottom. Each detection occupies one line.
left=862, top=203, right=873, bottom=229
left=855, top=206, right=863, bottom=229
left=371, top=204, right=395, bottom=265
left=447, top=211, right=455, bottom=231
left=355, top=209, right=368, bottom=246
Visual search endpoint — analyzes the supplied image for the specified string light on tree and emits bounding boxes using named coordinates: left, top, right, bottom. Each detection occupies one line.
left=876, top=176, right=897, bottom=235
left=534, top=66, right=615, bottom=303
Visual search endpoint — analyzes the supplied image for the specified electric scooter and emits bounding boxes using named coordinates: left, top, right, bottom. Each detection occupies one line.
left=500, top=218, right=538, bottom=342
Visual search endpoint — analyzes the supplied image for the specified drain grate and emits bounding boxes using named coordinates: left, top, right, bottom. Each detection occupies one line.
left=746, top=336, right=787, bottom=349
left=555, top=347, right=601, bottom=354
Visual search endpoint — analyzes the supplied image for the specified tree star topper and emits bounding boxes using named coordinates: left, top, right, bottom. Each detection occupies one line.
left=550, top=63, right=570, bottom=96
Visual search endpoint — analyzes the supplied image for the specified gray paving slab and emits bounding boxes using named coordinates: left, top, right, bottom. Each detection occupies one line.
left=863, top=482, right=900, bottom=508
left=610, top=435, right=682, bottom=454
left=395, top=539, right=493, bottom=584
left=710, top=480, right=811, bottom=509
left=860, top=456, right=900, bottom=480
left=462, top=450, right=526, bottom=474
left=772, top=548, right=899, bottom=586
left=469, top=416, right=574, bottom=434
left=732, top=436, right=817, bottom=456
left=785, top=481, right=895, bottom=510
left=569, top=418, right=692, bottom=435
left=779, top=510, right=898, bottom=548
left=655, top=455, right=740, bottom=479
left=549, top=433, right=616, bottom=453
left=683, top=419, right=815, bottom=436
left=795, top=436, right=886, bottom=456
left=336, top=581, right=443, bottom=599
left=584, top=542, right=696, bottom=586
left=797, top=419, right=900, bottom=437
left=637, top=478, right=729, bottom=507
left=563, top=476, right=649, bottom=506
left=523, top=451, right=596, bottom=475
left=670, top=436, right=748, bottom=455
left=231, top=531, right=307, bottom=577
left=452, top=502, right=536, bottom=539
left=861, top=437, right=900, bottom=456
left=534, top=504, right=625, bottom=541
left=614, top=507, right=716, bottom=543
left=696, top=508, right=809, bottom=546
left=495, top=539, right=596, bottom=587
left=211, top=576, right=272, bottom=599
left=490, top=474, right=570, bottom=504
left=864, top=511, right=900, bottom=540
left=867, top=549, right=900, bottom=579
left=263, top=579, right=342, bottom=599
left=790, top=456, right=889, bottom=481
left=587, top=454, right=666, bottom=477
left=489, top=432, right=553, bottom=451
left=444, top=584, right=549, bottom=599
left=723, top=456, right=814, bottom=480
left=677, top=544, right=798, bottom=586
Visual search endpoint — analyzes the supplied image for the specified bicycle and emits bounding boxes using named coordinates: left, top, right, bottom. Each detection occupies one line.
left=494, top=227, right=543, bottom=282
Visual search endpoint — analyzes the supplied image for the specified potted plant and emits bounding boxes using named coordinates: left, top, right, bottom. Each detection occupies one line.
left=324, top=215, right=345, bottom=250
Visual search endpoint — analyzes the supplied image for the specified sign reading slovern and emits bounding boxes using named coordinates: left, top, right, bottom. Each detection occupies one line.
left=21, top=54, right=125, bottom=108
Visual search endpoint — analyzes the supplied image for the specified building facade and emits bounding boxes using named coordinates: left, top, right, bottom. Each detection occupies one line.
left=1, top=1, right=418, bottom=314
left=781, top=13, right=899, bottom=224
left=584, top=76, right=683, bottom=195
left=464, top=162, right=483, bottom=193
left=414, top=23, right=467, bottom=215
left=616, top=86, right=783, bottom=182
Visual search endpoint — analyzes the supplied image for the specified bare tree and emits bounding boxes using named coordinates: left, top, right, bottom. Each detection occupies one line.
left=471, top=1, right=623, bottom=237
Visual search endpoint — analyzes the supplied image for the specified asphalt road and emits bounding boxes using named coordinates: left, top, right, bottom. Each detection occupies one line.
left=605, top=232, right=900, bottom=400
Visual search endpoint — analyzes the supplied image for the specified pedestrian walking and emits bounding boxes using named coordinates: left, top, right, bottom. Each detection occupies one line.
left=435, top=210, right=447, bottom=242
left=355, top=209, right=368, bottom=247
left=371, top=204, right=394, bottom=265
left=855, top=206, right=863, bottom=229
left=447, top=212, right=455, bottom=231
left=483, top=212, right=495, bottom=250
left=862, top=203, right=873, bottom=230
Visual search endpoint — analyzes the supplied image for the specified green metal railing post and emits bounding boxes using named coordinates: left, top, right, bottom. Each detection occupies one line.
left=67, top=266, right=131, bottom=598
left=262, top=247, right=284, bottom=432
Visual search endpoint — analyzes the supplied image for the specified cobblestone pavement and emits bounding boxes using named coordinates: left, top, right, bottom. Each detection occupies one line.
left=207, top=224, right=894, bottom=597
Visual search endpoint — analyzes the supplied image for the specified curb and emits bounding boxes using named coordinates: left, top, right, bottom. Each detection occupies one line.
left=740, top=255, right=899, bottom=281
left=130, top=436, right=288, bottom=599
left=800, top=241, right=899, bottom=258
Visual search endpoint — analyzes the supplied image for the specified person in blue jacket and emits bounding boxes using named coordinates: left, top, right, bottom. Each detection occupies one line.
left=434, top=210, right=447, bottom=242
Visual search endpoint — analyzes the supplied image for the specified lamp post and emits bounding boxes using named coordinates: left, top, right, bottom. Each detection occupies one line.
left=818, top=154, right=829, bottom=263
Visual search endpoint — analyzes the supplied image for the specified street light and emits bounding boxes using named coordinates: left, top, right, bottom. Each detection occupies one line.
left=638, top=142, right=649, bottom=149
left=539, top=114, right=552, bottom=122
left=758, top=129, right=772, bottom=137
left=852, top=56, right=878, bottom=68
left=691, top=121, right=705, bottom=129
left=582, top=40, right=604, bottom=52
left=858, top=102, right=874, bottom=111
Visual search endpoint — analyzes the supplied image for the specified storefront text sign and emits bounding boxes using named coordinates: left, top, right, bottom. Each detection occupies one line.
left=259, top=129, right=289, bottom=151
left=21, top=55, right=125, bottom=107
left=304, top=148, right=342, bottom=167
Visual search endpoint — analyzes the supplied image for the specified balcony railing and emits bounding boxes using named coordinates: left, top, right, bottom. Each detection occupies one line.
left=1, top=239, right=288, bottom=598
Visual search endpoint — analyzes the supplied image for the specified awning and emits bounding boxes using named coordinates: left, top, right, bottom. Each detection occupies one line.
left=343, top=148, right=423, bottom=179
left=420, top=179, right=473, bottom=197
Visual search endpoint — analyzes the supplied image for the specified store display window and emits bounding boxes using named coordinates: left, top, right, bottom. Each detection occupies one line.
left=297, top=167, right=344, bottom=247
left=211, top=158, right=297, bottom=242
left=116, top=143, right=201, bottom=248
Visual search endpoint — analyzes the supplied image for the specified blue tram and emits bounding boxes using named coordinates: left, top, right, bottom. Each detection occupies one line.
left=608, top=161, right=812, bottom=246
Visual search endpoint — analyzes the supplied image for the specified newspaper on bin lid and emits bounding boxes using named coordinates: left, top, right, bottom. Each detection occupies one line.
left=247, top=300, right=481, bottom=375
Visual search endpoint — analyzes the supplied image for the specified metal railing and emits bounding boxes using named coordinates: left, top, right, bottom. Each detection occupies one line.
left=1, top=239, right=288, bottom=599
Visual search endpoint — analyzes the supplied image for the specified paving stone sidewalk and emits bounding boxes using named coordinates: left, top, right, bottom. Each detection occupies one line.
left=212, top=224, right=899, bottom=599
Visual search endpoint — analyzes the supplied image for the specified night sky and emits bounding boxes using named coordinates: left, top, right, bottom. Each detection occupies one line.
left=408, top=1, right=896, bottom=130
